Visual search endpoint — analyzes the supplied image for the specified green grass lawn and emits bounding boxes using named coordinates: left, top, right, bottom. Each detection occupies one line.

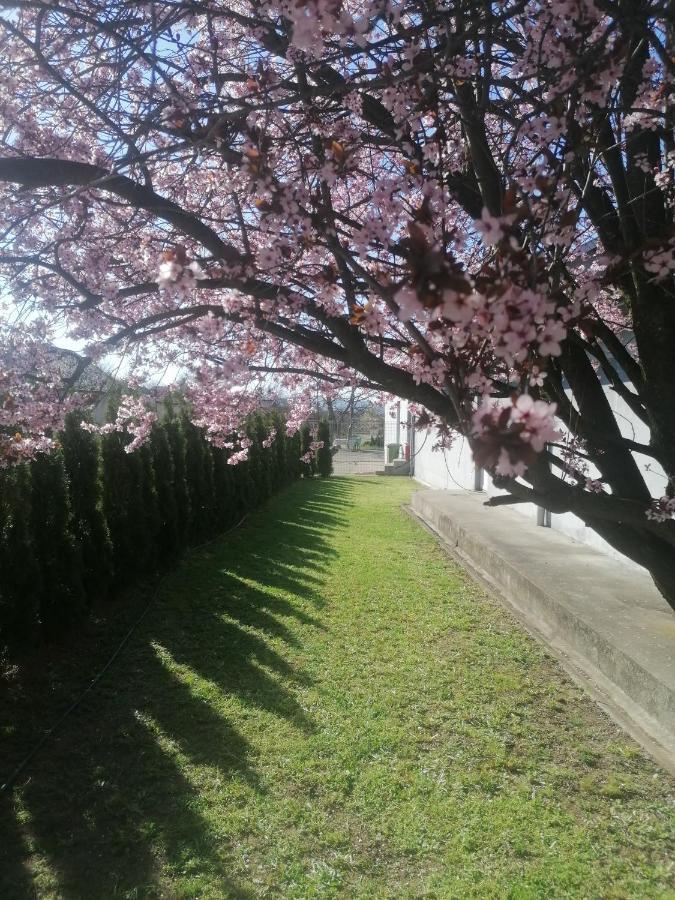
left=1, top=476, right=674, bottom=898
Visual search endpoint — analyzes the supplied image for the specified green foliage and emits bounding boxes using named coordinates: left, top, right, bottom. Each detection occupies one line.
left=270, top=415, right=288, bottom=490
left=300, top=423, right=316, bottom=477
left=150, top=425, right=180, bottom=562
left=165, top=418, right=191, bottom=548
left=102, top=432, right=144, bottom=586
left=30, top=452, right=85, bottom=638
left=0, top=465, right=41, bottom=650
left=0, top=410, right=306, bottom=658
left=211, top=445, right=235, bottom=531
left=184, top=418, right=216, bottom=543
left=285, top=429, right=303, bottom=483
left=246, top=413, right=272, bottom=507
left=61, top=413, right=114, bottom=600
left=138, top=443, right=161, bottom=573
left=316, top=420, right=333, bottom=477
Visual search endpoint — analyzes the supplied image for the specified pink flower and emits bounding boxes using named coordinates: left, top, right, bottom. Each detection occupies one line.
left=394, top=285, right=423, bottom=322
left=262, top=428, right=276, bottom=448
left=537, top=321, right=566, bottom=357
left=495, top=449, right=527, bottom=478
left=510, top=394, right=561, bottom=452
left=646, top=497, right=675, bottom=523
left=441, top=289, right=476, bottom=325
left=227, top=448, right=250, bottom=465
left=529, top=367, right=546, bottom=387
left=471, top=396, right=560, bottom=475
left=474, top=208, right=509, bottom=246
left=82, top=395, right=157, bottom=452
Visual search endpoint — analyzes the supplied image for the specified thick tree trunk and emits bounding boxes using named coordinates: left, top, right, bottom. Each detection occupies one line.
left=631, top=282, right=675, bottom=485
left=582, top=517, right=675, bottom=613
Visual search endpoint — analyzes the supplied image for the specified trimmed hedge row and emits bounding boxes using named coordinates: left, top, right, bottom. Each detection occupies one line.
left=0, top=411, right=306, bottom=657
left=317, top=421, right=333, bottom=477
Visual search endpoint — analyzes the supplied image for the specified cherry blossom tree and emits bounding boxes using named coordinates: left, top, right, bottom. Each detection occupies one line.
left=1, top=0, right=675, bottom=607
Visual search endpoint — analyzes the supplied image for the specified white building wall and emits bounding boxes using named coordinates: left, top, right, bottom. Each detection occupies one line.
left=384, top=399, right=412, bottom=461
left=388, top=391, right=666, bottom=573
left=414, top=429, right=477, bottom=491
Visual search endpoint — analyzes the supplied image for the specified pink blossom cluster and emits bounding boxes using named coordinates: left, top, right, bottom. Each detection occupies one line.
left=300, top=440, right=324, bottom=464
left=227, top=447, right=250, bottom=466
left=202, top=435, right=253, bottom=466
left=262, top=428, right=277, bottom=449
left=477, top=284, right=569, bottom=364
left=471, top=396, right=561, bottom=478
left=158, top=250, right=203, bottom=300
left=270, top=0, right=370, bottom=53
left=82, top=396, right=157, bottom=453
left=397, top=277, right=569, bottom=369
left=0, top=327, right=84, bottom=465
left=646, top=497, right=675, bottom=523
left=643, top=238, right=675, bottom=282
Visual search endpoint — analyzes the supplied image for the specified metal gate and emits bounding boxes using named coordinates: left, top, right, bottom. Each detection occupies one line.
left=309, top=393, right=385, bottom=476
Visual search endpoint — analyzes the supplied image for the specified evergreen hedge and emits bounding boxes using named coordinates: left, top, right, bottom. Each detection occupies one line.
left=316, top=421, right=333, bottom=477
left=300, top=423, right=316, bottom=477
left=0, top=410, right=304, bottom=658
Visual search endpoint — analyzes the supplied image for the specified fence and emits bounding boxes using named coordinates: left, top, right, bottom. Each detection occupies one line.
left=306, top=406, right=385, bottom=476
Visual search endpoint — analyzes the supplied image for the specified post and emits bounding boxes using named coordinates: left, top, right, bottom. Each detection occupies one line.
left=474, top=465, right=484, bottom=492
left=537, top=506, right=552, bottom=527
left=537, top=443, right=552, bottom=526
left=395, top=401, right=401, bottom=455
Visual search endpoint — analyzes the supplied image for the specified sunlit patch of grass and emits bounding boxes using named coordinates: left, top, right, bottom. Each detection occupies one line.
left=1, top=476, right=674, bottom=898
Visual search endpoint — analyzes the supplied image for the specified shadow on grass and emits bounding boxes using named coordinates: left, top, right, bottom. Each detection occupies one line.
left=0, top=477, right=355, bottom=898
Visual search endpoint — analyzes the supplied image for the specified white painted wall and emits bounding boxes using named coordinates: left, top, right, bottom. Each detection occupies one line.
left=387, top=393, right=666, bottom=572
left=414, top=429, right=477, bottom=491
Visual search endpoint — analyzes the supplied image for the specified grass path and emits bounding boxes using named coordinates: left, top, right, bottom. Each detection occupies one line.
left=1, top=477, right=674, bottom=898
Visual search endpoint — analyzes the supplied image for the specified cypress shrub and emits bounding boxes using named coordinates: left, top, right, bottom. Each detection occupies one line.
left=150, top=425, right=180, bottom=562
left=102, top=432, right=149, bottom=585
left=30, top=452, right=85, bottom=638
left=165, top=418, right=191, bottom=550
left=244, top=424, right=262, bottom=509
left=0, top=465, right=41, bottom=651
left=184, top=419, right=215, bottom=542
left=286, top=430, right=303, bottom=482
left=61, top=413, right=114, bottom=600
left=211, top=445, right=235, bottom=531
left=260, top=415, right=278, bottom=497
left=139, top=443, right=161, bottom=573
left=259, top=415, right=275, bottom=499
left=246, top=414, right=272, bottom=507
left=101, top=431, right=128, bottom=584
left=316, top=420, right=333, bottom=477
left=270, top=414, right=287, bottom=490
left=231, top=449, right=254, bottom=517
left=300, top=424, right=316, bottom=477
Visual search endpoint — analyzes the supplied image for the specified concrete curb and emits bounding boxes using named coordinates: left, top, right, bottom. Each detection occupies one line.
left=408, top=489, right=675, bottom=775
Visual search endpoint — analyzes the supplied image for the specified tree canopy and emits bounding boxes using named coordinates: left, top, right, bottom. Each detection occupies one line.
left=1, top=0, right=675, bottom=605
